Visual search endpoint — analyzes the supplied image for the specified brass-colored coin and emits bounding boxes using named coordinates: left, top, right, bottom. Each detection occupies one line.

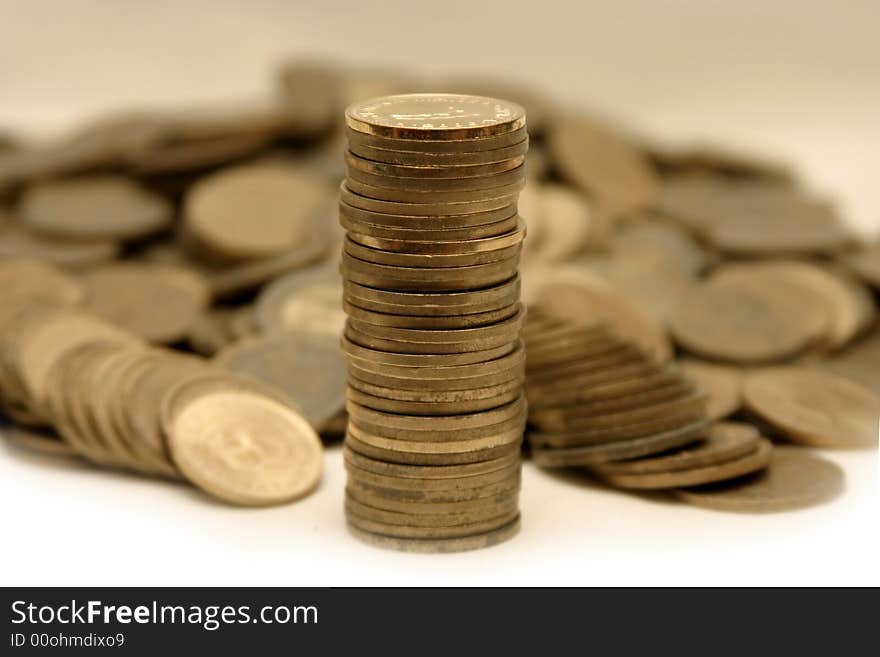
left=0, top=225, right=119, bottom=270
left=342, top=252, right=519, bottom=292
left=530, top=380, right=694, bottom=423
left=347, top=422, right=523, bottom=455
left=343, top=444, right=519, bottom=479
left=347, top=386, right=520, bottom=416
left=678, top=359, right=743, bottom=421
left=127, top=131, right=271, bottom=176
left=346, top=502, right=520, bottom=539
left=81, top=263, right=210, bottom=344
left=347, top=163, right=526, bottom=192
left=163, top=375, right=323, bottom=506
left=346, top=218, right=524, bottom=256
left=597, top=437, right=773, bottom=490
left=345, top=492, right=519, bottom=528
left=820, top=328, right=880, bottom=395
left=348, top=138, right=529, bottom=167
left=439, top=77, right=552, bottom=135
left=673, top=446, right=844, bottom=512
left=646, top=142, right=795, bottom=183
left=347, top=475, right=520, bottom=509
left=595, top=421, right=762, bottom=476
left=670, top=282, right=817, bottom=364
left=184, top=161, right=333, bottom=261
left=253, top=264, right=345, bottom=337
left=348, top=374, right=522, bottom=403
left=344, top=235, right=521, bottom=268
left=347, top=306, right=523, bottom=344
left=346, top=431, right=521, bottom=466
left=341, top=181, right=514, bottom=217
left=345, top=126, right=528, bottom=154
left=345, top=177, right=524, bottom=204
left=345, top=460, right=519, bottom=494
left=345, top=94, right=525, bottom=140
left=343, top=275, right=519, bottom=316
left=348, top=339, right=524, bottom=379
left=343, top=299, right=519, bottom=329
left=527, top=362, right=662, bottom=398
left=522, top=182, right=597, bottom=263
left=19, top=175, right=172, bottom=241
left=346, top=150, right=525, bottom=178
left=531, top=420, right=707, bottom=467
left=214, top=329, right=346, bottom=431
left=342, top=334, right=516, bottom=366
left=346, top=394, right=526, bottom=431
left=527, top=343, right=646, bottom=380
left=341, top=210, right=519, bottom=242
left=527, top=368, right=681, bottom=410
left=532, top=391, right=705, bottom=433
left=187, top=307, right=239, bottom=356
left=839, top=243, right=880, bottom=290
left=525, top=269, right=673, bottom=362
left=607, top=217, right=709, bottom=278
left=346, top=514, right=520, bottom=553
left=548, top=115, right=658, bottom=217
left=0, top=261, right=85, bottom=307
left=4, top=425, right=78, bottom=458
left=350, top=407, right=526, bottom=443
left=743, top=367, right=880, bottom=448
left=344, top=324, right=519, bottom=356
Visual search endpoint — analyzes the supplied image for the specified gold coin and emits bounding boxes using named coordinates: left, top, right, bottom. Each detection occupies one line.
left=346, top=422, right=523, bottom=455
left=342, top=252, right=519, bottom=291
left=0, top=261, right=85, bottom=307
left=349, top=353, right=524, bottom=392
left=343, top=275, right=519, bottom=315
left=343, top=444, right=519, bottom=479
left=345, top=501, right=519, bottom=538
left=345, top=492, right=519, bottom=528
left=345, top=126, right=528, bottom=154
left=679, top=358, right=743, bottom=421
left=81, top=263, right=210, bottom=344
left=343, top=299, right=519, bottom=329
left=4, top=425, right=78, bottom=458
left=184, top=161, right=333, bottom=261
left=348, top=374, right=522, bottom=403
left=0, top=225, right=119, bottom=270
left=529, top=380, right=694, bottom=423
left=163, top=376, right=323, bottom=506
left=348, top=138, right=529, bottom=167
left=349, top=407, right=526, bottom=443
left=348, top=339, right=524, bottom=378
left=346, top=217, right=525, bottom=256
left=527, top=368, right=680, bottom=410
left=339, top=197, right=517, bottom=229
left=347, top=476, right=520, bottom=510
left=340, top=181, right=514, bottom=217
left=347, top=164, right=526, bottom=193
left=345, top=177, right=524, bottom=204
left=346, top=432, right=520, bottom=466
left=344, top=324, right=519, bottom=355
left=597, top=438, right=773, bottom=490
left=20, top=175, right=172, bottom=241
left=673, top=446, right=844, bottom=512
left=743, top=366, right=880, bottom=448
left=342, top=334, right=516, bottom=366
left=253, top=264, right=344, bottom=336
left=348, top=306, right=523, bottom=344
left=346, top=150, right=525, bottom=178
left=529, top=411, right=708, bottom=450
left=344, top=235, right=522, bottom=268
left=531, top=420, right=707, bottom=467
left=347, top=394, right=525, bottom=430
left=341, top=210, right=520, bottom=242
left=347, top=466, right=520, bottom=500
left=346, top=386, right=520, bottom=416
left=345, top=93, right=525, bottom=140
left=346, top=514, right=520, bottom=553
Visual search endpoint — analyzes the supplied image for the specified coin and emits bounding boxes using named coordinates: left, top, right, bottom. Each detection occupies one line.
left=343, top=275, right=519, bottom=315
left=342, top=252, right=520, bottom=292
left=346, top=514, right=520, bottom=553
left=0, top=225, right=119, bottom=270
left=743, top=367, right=880, bottom=448
left=343, top=300, right=519, bottom=329
left=345, top=177, right=525, bottom=204
left=340, top=197, right=518, bottom=229
left=254, top=264, right=345, bottom=336
left=81, top=263, right=210, bottom=344
left=347, top=386, right=520, bottom=416
left=163, top=375, right=323, bottom=506
left=345, top=94, right=525, bottom=140
left=3, top=425, right=78, bottom=458
left=678, top=359, right=743, bottom=421
left=522, top=183, right=596, bottom=262
left=347, top=217, right=526, bottom=255
left=548, top=114, right=659, bottom=217
left=345, top=126, right=529, bottom=154
left=342, top=334, right=516, bottom=366
left=670, top=282, right=816, bottom=363
left=346, top=150, right=525, bottom=178
left=347, top=163, right=527, bottom=193
left=340, top=182, right=514, bottom=217
left=214, top=329, right=346, bottom=431
left=839, top=243, right=880, bottom=290
left=20, top=175, right=172, bottom=241
left=348, top=138, right=529, bottom=167
left=341, top=210, right=520, bottom=242
left=343, top=444, right=519, bottom=479
left=184, top=161, right=333, bottom=261
left=673, top=446, right=844, bottom=512
left=344, top=235, right=522, bottom=268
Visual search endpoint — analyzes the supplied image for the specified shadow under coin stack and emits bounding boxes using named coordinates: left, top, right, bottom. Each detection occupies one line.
left=339, top=94, right=528, bottom=552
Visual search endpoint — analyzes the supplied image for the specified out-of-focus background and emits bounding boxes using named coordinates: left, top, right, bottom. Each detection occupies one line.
left=1, top=1, right=878, bottom=587
left=2, top=0, right=878, bottom=233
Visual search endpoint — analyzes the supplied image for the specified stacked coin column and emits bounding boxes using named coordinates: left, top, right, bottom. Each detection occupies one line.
left=338, top=94, right=528, bottom=552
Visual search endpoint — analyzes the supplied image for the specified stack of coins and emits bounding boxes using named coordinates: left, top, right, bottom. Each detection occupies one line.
left=339, top=94, right=528, bottom=552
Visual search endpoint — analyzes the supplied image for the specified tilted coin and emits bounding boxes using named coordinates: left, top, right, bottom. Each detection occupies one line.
left=743, top=367, right=880, bottom=448
left=548, top=114, right=659, bottom=217
left=214, top=329, right=346, bottom=431
left=669, top=282, right=817, bottom=364
left=527, top=369, right=682, bottom=410
left=594, top=422, right=762, bottom=476
left=522, top=183, right=596, bottom=262
left=596, top=437, right=772, bottom=490
left=19, top=175, right=172, bottom=241
left=163, top=375, right=323, bottom=506
left=254, top=264, right=345, bottom=336
left=529, top=379, right=694, bottom=421
left=184, top=161, right=333, bottom=261
left=673, top=446, right=844, bottom=512
left=345, top=93, right=525, bottom=141
left=344, top=492, right=519, bottom=528
left=81, top=263, right=210, bottom=344
left=678, top=359, right=743, bottom=421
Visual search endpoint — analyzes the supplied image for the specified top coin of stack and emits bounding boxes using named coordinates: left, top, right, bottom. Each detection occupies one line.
left=339, top=94, right=528, bottom=552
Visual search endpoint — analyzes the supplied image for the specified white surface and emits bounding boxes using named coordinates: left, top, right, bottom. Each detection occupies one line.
left=1, top=0, right=878, bottom=586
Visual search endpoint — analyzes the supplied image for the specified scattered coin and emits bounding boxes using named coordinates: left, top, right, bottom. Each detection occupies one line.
left=743, top=367, right=880, bottom=449
left=0, top=224, right=119, bottom=269
left=679, top=359, right=743, bottom=421
left=3, top=424, right=78, bottom=458
left=673, top=446, right=844, bottom=512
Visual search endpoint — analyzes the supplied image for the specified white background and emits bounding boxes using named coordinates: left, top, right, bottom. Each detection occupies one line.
left=1, top=0, right=878, bottom=586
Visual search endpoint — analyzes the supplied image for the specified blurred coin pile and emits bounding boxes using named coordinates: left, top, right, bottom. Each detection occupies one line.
left=0, top=58, right=877, bottom=526
left=339, top=94, right=527, bottom=552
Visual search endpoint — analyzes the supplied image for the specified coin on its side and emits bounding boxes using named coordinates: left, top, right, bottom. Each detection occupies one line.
left=214, top=329, right=346, bottom=431
left=743, top=367, right=880, bottom=448
left=163, top=376, right=323, bottom=506
left=81, top=263, right=209, bottom=344
left=19, top=175, right=172, bottom=241
left=674, top=446, right=844, bottom=512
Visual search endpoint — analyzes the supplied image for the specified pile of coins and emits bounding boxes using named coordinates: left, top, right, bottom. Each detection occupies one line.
left=0, top=262, right=323, bottom=506
left=339, top=94, right=528, bottom=551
